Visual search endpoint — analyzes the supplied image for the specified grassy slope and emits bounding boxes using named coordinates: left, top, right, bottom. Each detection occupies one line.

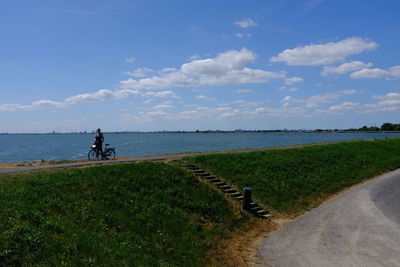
left=185, top=139, right=400, bottom=212
left=0, top=162, right=246, bottom=266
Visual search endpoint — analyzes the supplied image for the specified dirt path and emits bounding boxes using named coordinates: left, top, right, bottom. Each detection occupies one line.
left=256, top=169, right=400, bottom=267
left=0, top=154, right=192, bottom=174
left=0, top=142, right=322, bottom=175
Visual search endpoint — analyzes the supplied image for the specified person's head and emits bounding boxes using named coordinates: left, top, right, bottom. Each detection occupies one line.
left=97, top=128, right=101, bottom=133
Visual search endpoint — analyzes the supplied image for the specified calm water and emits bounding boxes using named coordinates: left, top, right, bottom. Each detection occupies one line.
left=0, top=132, right=399, bottom=164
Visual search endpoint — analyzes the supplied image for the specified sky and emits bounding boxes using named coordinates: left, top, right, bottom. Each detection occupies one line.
left=1, top=0, right=400, bottom=133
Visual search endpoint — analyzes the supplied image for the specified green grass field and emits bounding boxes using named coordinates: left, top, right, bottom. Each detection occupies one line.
left=0, top=162, right=246, bottom=266
left=2, top=138, right=400, bottom=266
left=185, top=138, right=400, bottom=212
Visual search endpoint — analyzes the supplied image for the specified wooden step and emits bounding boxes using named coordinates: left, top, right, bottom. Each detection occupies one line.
left=224, top=189, right=237, bottom=194
left=219, top=185, right=231, bottom=189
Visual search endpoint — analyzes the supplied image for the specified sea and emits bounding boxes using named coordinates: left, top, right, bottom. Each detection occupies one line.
left=1, top=132, right=399, bottom=164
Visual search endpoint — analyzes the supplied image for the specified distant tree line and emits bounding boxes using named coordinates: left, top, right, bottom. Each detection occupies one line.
left=356, top=122, right=400, bottom=132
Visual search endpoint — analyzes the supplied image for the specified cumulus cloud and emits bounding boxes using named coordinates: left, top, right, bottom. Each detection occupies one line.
left=284, top=76, right=304, bottom=85
left=231, top=100, right=264, bottom=107
left=328, top=101, right=361, bottom=111
left=281, top=90, right=357, bottom=108
left=350, top=65, right=400, bottom=79
left=255, top=106, right=306, bottom=117
left=0, top=89, right=178, bottom=112
left=123, top=67, right=154, bottom=77
left=234, top=33, right=252, bottom=38
left=322, top=92, right=400, bottom=114
left=0, top=100, right=66, bottom=111
left=153, top=104, right=174, bottom=109
left=232, top=89, right=254, bottom=94
left=270, top=37, right=378, bottom=66
left=373, top=92, right=400, bottom=100
left=234, top=18, right=258, bottom=28
left=120, top=48, right=284, bottom=90
left=321, top=61, right=373, bottom=76
left=196, top=95, right=215, bottom=101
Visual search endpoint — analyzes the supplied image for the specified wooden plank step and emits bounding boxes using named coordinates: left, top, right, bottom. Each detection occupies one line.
left=209, top=178, right=220, bottom=183
left=185, top=165, right=197, bottom=168
left=235, top=196, right=244, bottom=200
left=229, top=192, right=242, bottom=197
left=251, top=206, right=261, bottom=212
left=224, top=189, right=237, bottom=194
left=213, top=182, right=226, bottom=186
left=219, top=185, right=231, bottom=189
left=257, top=210, right=269, bottom=215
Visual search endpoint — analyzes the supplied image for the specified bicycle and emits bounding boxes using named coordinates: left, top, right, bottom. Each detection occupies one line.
left=88, top=144, right=116, bottom=160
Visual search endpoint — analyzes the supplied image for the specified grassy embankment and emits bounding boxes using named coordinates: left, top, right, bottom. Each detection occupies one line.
left=184, top=138, right=400, bottom=214
left=0, top=162, right=247, bottom=266
left=2, top=138, right=400, bottom=266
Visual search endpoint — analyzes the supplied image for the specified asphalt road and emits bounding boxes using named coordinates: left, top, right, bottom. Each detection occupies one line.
left=256, top=169, right=400, bottom=267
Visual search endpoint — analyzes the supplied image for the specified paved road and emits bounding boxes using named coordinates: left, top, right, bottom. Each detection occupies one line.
left=256, top=169, right=400, bottom=267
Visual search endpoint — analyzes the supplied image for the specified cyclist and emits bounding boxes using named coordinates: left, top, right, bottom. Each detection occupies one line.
left=94, top=128, right=105, bottom=158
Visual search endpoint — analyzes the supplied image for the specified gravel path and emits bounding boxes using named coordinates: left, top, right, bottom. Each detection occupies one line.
left=256, top=169, right=400, bottom=267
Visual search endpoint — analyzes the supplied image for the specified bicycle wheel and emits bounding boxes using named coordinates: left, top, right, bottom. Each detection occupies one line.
left=88, top=149, right=99, bottom=160
left=104, top=149, right=115, bottom=160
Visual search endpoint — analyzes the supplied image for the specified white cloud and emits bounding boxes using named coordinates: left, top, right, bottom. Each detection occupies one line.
left=0, top=100, right=66, bottom=111
left=120, top=48, right=284, bottom=90
left=270, top=37, right=378, bottom=66
left=153, top=104, right=174, bottom=109
left=232, top=89, right=254, bottom=94
left=124, top=67, right=154, bottom=77
left=121, top=72, right=193, bottom=90
left=281, top=90, right=357, bottom=108
left=350, top=65, right=400, bottom=79
left=125, top=57, right=135, bottom=63
left=255, top=106, right=306, bottom=117
left=321, top=92, right=400, bottom=114
left=373, top=92, right=400, bottom=100
left=284, top=76, right=304, bottom=85
left=0, top=89, right=178, bottom=112
left=160, top=67, right=177, bottom=74
left=234, top=33, right=252, bottom=38
left=196, top=95, right=215, bottom=101
left=234, top=18, right=258, bottom=28
left=231, top=100, right=264, bottom=107
left=188, top=55, right=201, bottom=61
left=328, top=101, right=361, bottom=111
left=321, top=61, right=373, bottom=76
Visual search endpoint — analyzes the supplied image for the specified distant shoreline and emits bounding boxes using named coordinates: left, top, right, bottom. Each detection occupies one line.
left=1, top=130, right=400, bottom=135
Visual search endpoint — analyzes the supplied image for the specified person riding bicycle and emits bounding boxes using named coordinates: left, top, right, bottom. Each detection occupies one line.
left=94, top=128, right=105, bottom=158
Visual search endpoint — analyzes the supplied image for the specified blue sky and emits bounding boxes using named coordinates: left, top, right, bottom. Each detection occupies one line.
left=1, top=0, right=400, bottom=132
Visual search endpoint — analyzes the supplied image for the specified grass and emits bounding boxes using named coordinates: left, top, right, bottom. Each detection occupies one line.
left=3, top=138, right=400, bottom=266
left=0, top=162, right=247, bottom=266
left=184, top=138, right=400, bottom=213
